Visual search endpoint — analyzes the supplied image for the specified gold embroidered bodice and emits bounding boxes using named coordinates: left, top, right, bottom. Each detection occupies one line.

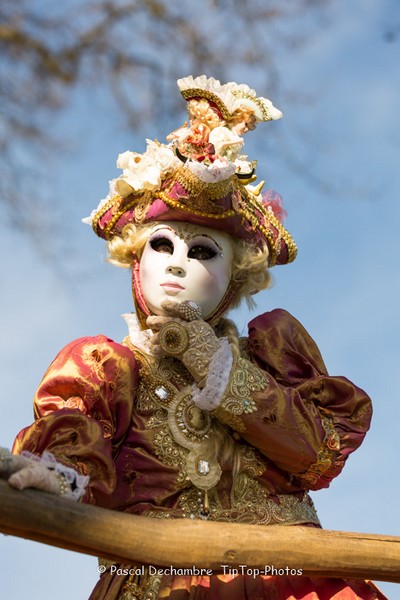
left=124, top=336, right=320, bottom=527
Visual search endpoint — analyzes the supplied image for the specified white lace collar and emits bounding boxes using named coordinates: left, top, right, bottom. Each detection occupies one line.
left=122, top=312, right=155, bottom=355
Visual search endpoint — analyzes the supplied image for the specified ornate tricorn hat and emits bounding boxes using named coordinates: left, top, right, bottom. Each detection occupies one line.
left=85, top=75, right=297, bottom=267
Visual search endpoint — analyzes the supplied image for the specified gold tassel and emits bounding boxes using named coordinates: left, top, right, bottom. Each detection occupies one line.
left=203, top=490, right=210, bottom=516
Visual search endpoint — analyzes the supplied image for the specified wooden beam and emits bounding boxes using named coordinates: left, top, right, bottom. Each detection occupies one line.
left=0, top=480, right=399, bottom=583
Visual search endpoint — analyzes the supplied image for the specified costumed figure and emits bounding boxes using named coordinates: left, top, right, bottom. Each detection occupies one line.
left=0, top=75, right=385, bottom=600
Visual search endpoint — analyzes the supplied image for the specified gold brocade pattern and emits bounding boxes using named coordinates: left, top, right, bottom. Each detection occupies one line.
left=299, top=414, right=341, bottom=485
left=125, top=341, right=222, bottom=493
left=239, top=444, right=267, bottom=478
left=228, top=357, right=268, bottom=405
left=134, top=192, right=152, bottom=223
left=173, top=166, right=234, bottom=204
left=214, top=357, right=268, bottom=432
left=178, top=474, right=320, bottom=526
left=132, top=350, right=193, bottom=481
left=133, top=351, right=191, bottom=414
left=152, top=428, right=186, bottom=471
left=122, top=338, right=320, bottom=528
left=151, top=191, right=236, bottom=221
left=120, top=569, right=162, bottom=600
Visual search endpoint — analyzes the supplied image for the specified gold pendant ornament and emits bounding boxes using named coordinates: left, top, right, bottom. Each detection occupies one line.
left=167, top=389, right=213, bottom=449
left=167, top=388, right=223, bottom=519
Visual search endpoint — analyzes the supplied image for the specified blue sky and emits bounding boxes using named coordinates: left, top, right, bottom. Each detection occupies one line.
left=0, top=1, right=399, bottom=597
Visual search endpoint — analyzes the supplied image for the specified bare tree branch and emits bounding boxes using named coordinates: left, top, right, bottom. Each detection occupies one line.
left=0, top=0, right=333, bottom=253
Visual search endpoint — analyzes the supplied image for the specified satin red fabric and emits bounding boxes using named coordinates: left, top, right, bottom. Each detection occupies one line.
left=13, top=310, right=385, bottom=599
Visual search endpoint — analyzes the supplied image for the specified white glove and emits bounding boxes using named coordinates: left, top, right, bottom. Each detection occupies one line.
left=0, top=448, right=88, bottom=499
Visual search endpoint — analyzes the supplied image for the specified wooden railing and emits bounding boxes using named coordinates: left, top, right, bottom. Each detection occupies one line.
left=0, top=480, right=399, bottom=583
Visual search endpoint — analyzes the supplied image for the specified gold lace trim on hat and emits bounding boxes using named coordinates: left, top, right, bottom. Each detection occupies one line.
left=180, top=87, right=233, bottom=120
left=92, top=175, right=297, bottom=266
left=232, top=88, right=274, bottom=121
left=156, top=185, right=297, bottom=266
left=172, top=166, right=234, bottom=202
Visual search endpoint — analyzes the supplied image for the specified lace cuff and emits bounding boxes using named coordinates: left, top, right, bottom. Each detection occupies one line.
left=21, top=450, right=89, bottom=501
left=297, top=415, right=341, bottom=486
left=191, top=337, right=233, bottom=411
left=212, top=357, right=269, bottom=432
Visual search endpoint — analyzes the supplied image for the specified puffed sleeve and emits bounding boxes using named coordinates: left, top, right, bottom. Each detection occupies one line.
left=213, top=309, right=372, bottom=490
left=12, top=335, right=139, bottom=505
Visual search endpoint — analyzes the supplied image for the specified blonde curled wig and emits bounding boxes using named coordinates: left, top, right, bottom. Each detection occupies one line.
left=229, top=106, right=256, bottom=130
left=107, top=222, right=271, bottom=311
left=187, top=99, right=225, bottom=131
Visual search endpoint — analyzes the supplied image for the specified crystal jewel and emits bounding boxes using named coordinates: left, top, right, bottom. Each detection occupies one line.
left=197, top=460, right=210, bottom=475
left=155, top=386, right=169, bottom=400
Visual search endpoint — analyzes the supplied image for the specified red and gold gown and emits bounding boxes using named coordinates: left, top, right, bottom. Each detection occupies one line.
left=13, top=309, right=385, bottom=599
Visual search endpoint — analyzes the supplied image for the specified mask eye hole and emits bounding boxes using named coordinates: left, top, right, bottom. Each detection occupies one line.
left=188, top=245, right=217, bottom=260
left=150, top=236, right=174, bottom=254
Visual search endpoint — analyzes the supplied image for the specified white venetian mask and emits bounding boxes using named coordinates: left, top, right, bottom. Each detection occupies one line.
left=139, top=222, right=234, bottom=319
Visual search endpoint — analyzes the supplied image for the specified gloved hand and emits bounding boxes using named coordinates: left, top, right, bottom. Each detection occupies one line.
left=0, top=447, right=70, bottom=496
left=147, top=300, right=221, bottom=387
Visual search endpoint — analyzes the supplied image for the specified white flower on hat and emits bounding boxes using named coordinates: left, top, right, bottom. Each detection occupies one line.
left=116, top=151, right=141, bottom=170
left=145, top=139, right=180, bottom=173
left=114, top=141, right=180, bottom=196
left=119, top=155, right=161, bottom=192
left=208, top=126, right=244, bottom=159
